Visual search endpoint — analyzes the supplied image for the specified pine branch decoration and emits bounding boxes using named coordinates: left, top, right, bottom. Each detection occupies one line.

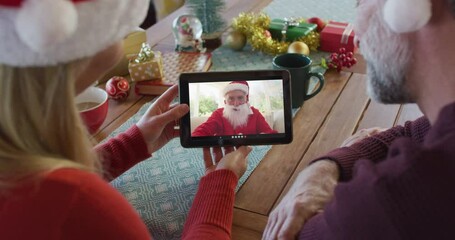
left=186, top=0, right=226, bottom=35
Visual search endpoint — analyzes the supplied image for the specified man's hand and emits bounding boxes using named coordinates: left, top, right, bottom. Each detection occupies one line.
left=341, top=127, right=387, bottom=147
left=136, top=85, right=189, bottom=154
left=203, top=146, right=252, bottom=178
left=263, top=160, right=339, bottom=240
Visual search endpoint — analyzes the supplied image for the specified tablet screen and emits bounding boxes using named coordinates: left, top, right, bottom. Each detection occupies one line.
left=179, top=70, right=292, bottom=147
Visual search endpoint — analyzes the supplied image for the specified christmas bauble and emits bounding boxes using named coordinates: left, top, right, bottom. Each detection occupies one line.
left=307, top=17, right=327, bottom=32
left=225, top=31, right=246, bottom=51
left=106, top=76, right=130, bottom=101
left=288, top=41, right=310, bottom=55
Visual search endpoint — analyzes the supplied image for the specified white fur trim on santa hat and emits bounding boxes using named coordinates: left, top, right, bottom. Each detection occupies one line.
left=223, top=82, right=249, bottom=96
left=15, top=0, right=78, bottom=53
left=0, top=0, right=149, bottom=67
left=383, top=0, right=432, bottom=33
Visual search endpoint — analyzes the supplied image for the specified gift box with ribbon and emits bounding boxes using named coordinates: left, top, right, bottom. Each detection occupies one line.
left=320, top=21, right=356, bottom=53
left=128, top=43, right=164, bottom=82
left=268, top=18, right=317, bottom=42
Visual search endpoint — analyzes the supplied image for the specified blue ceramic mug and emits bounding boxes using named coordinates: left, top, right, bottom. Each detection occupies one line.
left=273, top=53, right=324, bottom=108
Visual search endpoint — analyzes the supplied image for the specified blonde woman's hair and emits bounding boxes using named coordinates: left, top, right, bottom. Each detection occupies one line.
left=0, top=61, right=103, bottom=191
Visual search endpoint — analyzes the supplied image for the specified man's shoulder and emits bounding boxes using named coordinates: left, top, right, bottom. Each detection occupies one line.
left=250, top=106, right=260, bottom=113
left=355, top=136, right=455, bottom=187
left=203, top=108, right=224, bottom=120
left=211, top=108, right=224, bottom=115
left=346, top=140, right=455, bottom=235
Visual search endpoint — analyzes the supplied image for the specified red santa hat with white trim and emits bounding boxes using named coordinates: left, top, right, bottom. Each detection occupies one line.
left=223, top=81, right=249, bottom=98
left=0, top=0, right=149, bottom=67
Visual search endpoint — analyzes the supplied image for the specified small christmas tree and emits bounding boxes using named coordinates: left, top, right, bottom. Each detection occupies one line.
left=186, top=0, right=226, bottom=39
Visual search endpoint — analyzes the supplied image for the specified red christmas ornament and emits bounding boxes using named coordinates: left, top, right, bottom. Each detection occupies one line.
left=307, top=17, right=326, bottom=32
left=106, top=76, right=130, bottom=100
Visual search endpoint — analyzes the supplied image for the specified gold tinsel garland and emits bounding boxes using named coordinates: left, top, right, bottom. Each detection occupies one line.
left=232, top=12, right=320, bottom=55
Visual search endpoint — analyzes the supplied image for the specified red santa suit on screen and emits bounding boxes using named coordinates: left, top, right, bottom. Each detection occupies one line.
left=192, top=81, right=278, bottom=136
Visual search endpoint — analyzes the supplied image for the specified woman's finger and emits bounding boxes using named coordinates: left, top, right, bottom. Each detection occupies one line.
left=224, top=146, right=234, bottom=155
left=203, top=148, right=213, bottom=168
left=213, top=147, right=223, bottom=163
left=152, top=104, right=189, bottom=127
left=156, top=84, right=179, bottom=105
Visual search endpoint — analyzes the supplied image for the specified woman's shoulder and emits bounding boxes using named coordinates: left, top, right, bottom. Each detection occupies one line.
left=43, top=168, right=130, bottom=203
left=2, top=170, right=149, bottom=239
left=45, top=168, right=105, bottom=188
left=23, top=168, right=116, bottom=202
left=1, top=168, right=113, bottom=229
left=30, top=168, right=140, bottom=220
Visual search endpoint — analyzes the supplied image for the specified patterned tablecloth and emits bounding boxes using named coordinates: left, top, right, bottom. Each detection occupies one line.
left=111, top=0, right=357, bottom=239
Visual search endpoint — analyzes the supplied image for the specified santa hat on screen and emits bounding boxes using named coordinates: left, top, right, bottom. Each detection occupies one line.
left=223, top=81, right=250, bottom=98
left=0, top=0, right=149, bottom=67
left=383, top=0, right=432, bottom=33
left=223, top=81, right=253, bottom=114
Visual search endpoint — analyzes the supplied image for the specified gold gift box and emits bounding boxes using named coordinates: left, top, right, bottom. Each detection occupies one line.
left=128, top=51, right=164, bottom=82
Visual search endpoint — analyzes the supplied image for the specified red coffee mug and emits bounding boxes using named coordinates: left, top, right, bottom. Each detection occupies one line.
left=76, top=87, right=109, bottom=134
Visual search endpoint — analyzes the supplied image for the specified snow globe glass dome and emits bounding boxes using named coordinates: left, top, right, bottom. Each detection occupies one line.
left=172, top=14, right=205, bottom=52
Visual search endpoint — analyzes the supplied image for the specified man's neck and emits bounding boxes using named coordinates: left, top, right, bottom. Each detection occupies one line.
left=409, top=12, right=455, bottom=125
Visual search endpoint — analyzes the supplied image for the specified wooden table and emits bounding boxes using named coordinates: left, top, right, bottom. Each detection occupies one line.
left=94, top=1, right=423, bottom=239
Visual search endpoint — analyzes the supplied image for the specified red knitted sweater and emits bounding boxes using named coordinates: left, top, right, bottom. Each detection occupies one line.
left=300, top=102, right=455, bottom=239
left=0, top=125, right=236, bottom=239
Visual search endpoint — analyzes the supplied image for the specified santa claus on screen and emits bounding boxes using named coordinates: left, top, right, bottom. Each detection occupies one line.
left=192, top=81, right=278, bottom=137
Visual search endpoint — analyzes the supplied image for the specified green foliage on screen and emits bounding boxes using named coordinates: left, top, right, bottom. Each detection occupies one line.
left=198, top=96, right=218, bottom=115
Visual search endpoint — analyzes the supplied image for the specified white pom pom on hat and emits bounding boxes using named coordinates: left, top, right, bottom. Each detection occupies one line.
left=0, top=0, right=149, bottom=67
left=383, top=0, right=432, bottom=33
left=15, top=0, right=78, bottom=52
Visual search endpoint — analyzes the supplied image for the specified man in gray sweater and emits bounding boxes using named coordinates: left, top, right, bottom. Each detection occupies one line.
left=264, top=0, right=455, bottom=239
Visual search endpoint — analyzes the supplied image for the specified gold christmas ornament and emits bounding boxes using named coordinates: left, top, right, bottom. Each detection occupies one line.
left=226, top=30, right=247, bottom=51
left=231, top=12, right=320, bottom=55
left=288, top=41, right=310, bottom=55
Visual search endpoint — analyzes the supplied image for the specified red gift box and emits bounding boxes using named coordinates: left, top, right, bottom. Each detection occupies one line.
left=320, top=21, right=356, bottom=53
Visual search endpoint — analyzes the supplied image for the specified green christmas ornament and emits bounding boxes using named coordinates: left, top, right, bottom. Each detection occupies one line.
left=226, top=31, right=246, bottom=51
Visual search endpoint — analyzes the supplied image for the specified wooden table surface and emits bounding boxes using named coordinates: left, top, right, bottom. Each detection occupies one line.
left=93, top=1, right=423, bottom=239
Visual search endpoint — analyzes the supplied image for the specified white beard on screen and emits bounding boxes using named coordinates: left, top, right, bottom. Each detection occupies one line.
left=223, top=103, right=251, bottom=129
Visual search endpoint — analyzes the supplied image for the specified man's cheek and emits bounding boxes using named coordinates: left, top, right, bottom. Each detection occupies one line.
left=354, top=0, right=380, bottom=38
left=354, top=12, right=370, bottom=38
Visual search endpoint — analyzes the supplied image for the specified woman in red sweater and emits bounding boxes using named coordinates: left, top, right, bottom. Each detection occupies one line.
left=0, top=0, right=250, bottom=239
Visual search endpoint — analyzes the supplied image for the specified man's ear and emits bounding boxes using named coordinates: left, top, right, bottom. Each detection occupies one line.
left=383, top=0, right=432, bottom=33
left=224, top=99, right=227, bottom=105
